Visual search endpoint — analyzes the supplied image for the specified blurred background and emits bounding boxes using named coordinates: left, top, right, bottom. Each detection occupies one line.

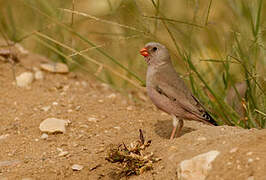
left=0, top=0, right=265, bottom=128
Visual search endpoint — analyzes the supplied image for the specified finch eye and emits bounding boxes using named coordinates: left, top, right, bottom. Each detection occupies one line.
left=152, top=47, right=157, bottom=52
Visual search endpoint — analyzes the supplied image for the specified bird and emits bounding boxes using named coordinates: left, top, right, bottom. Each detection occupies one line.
left=139, top=42, right=218, bottom=139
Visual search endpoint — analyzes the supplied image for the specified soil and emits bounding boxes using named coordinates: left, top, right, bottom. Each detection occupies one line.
left=1, top=51, right=266, bottom=180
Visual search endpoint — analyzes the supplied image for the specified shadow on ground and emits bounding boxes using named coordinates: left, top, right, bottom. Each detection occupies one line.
left=154, top=119, right=196, bottom=139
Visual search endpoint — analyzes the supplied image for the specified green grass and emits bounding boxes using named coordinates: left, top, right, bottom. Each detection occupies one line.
left=0, top=0, right=265, bottom=128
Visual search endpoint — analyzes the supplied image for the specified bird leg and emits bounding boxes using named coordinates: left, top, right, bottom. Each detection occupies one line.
left=170, top=115, right=184, bottom=139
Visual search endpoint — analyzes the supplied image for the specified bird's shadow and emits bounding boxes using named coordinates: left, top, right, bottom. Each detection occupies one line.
left=154, top=119, right=196, bottom=139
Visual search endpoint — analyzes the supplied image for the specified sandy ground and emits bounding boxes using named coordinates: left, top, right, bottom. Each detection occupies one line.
left=1, top=51, right=266, bottom=180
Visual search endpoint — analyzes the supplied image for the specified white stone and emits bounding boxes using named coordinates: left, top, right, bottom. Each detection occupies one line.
left=126, top=106, right=133, bottom=111
left=39, top=118, right=69, bottom=133
left=52, top=102, right=58, bottom=106
left=81, top=81, right=87, bottom=87
left=0, top=134, right=9, bottom=140
left=247, top=158, right=253, bottom=163
left=58, top=151, right=69, bottom=157
left=40, top=62, right=69, bottom=73
left=88, top=117, right=98, bottom=122
left=230, top=147, right=238, bottom=153
left=15, top=43, right=28, bottom=55
left=107, top=93, right=116, bottom=98
left=34, top=70, right=44, bottom=80
left=197, top=137, right=207, bottom=141
left=16, top=72, right=34, bottom=87
left=113, top=126, right=121, bottom=130
left=177, top=150, right=220, bottom=180
left=41, top=106, right=51, bottom=112
left=246, top=152, right=253, bottom=156
left=0, top=160, right=20, bottom=167
left=40, top=133, right=48, bottom=139
left=72, top=164, right=83, bottom=171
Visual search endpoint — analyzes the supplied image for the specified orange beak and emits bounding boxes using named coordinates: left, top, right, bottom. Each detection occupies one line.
left=140, top=48, right=149, bottom=57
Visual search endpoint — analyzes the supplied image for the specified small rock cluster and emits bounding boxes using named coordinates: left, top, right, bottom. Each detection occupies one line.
left=16, top=62, right=69, bottom=88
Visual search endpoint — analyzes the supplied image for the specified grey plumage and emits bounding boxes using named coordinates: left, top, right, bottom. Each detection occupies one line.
left=140, top=42, right=217, bottom=139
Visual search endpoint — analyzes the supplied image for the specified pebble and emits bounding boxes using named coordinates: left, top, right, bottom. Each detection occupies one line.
left=161, top=112, right=168, bottom=116
left=15, top=43, right=29, bottom=55
left=107, top=93, right=116, bottom=98
left=0, top=160, right=20, bottom=167
left=67, top=109, right=73, bottom=113
left=72, top=164, right=83, bottom=171
left=0, top=134, right=9, bottom=140
left=39, top=118, right=69, bottom=133
left=34, top=70, right=44, bottom=80
left=41, top=106, right=51, bottom=112
left=75, top=106, right=81, bottom=111
left=58, top=151, right=69, bottom=157
left=113, top=126, right=121, bottom=130
left=126, top=106, right=133, bottom=111
left=52, top=102, right=58, bottom=106
left=197, top=137, right=206, bottom=141
left=247, top=158, right=253, bottom=163
left=246, top=152, right=253, bottom=156
left=80, top=124, right=89, bottom=128
left=40, top=133, right=48, bottom=139
left=88, top=117, right=98, bottom=123
left=230, top=147, right=238, bottom=153
left=16, top=72, right=34, bottom=87
left=81, top=81, right=87, bottom=87
left=40, top=62, right=69, bottom=73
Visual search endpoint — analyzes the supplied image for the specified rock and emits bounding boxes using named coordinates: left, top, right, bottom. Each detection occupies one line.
left=34, top=70, right=44, bottom=80
left=72, top=164, right=83, bottom=171
left=39, top=118, right=69, bottom=133
left=16, top=72, right=34, bottom=87
left=40, top=62, right=69, bottom=73
left=40, top=133, right=48, bottom=139
left=15, top=43, right=28, bottom=56
left=41, top=106, right=51, bottom=112
left=52, top=102, right=58, bottom=106
left=0, top=160, right=20, bottom=167
left=0, top=134, right=9, bottom=140
left=246, top=152, right=253, bottom=156
left=88, top=117, right=98, bottom=123
left=58, top=151, right=69, bottom=157
left=230, top=147, right=238, bottom=153
left=113, top=126, right=121, bottom=130
left=177, top=150, right=220, bottom=180
left=197, top=137, right=207, bottom=141
left=248, top=158, right=253, bottom=163
left=107, top=93, right=116, bottom=98
left=126, top=106, right=133, bottom=111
